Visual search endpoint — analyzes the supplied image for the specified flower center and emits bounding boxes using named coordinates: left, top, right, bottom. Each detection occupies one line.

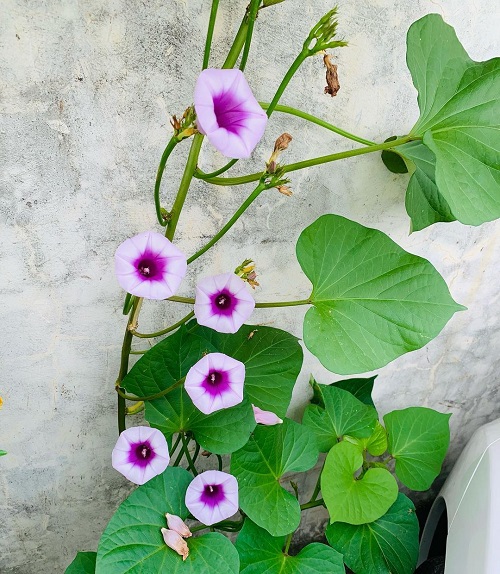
left=216, top=293, right=232, bottom=310
left=207, top=371, right=222, bottom=386
left=135, top=443, right=152, bottom=460
left=204, top=484, right=220, bottom=498
left=137, top=259, right=157, bottom=278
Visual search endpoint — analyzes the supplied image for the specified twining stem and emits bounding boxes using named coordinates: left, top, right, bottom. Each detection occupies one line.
left=283, top=531, right=293, bottom=555
left=307, top=460, right=325, bottom=503
left=202, top=135, right=414, bottom=186
left=239, top=0, right=261, bottom=72
left=202, top=0, right=220, bottom=70
left=260, top=102, right=375, bottom=146
left=165, top=134, right=204, bottom=240
left=117, top=298, right=142, bottom=433
left=130, top=311, right=194, bottom=338
left=154, top=137, right=179, bottom=226
left=187, top=182, right=267, bottom=264
left=266, top=49, right=308, bottom=117
left=116, top=377, right=185, bottom=402
left=180, top=434, right=198, bottom=475
left=167, top=296, right=311, bottom=308
left=300, top=498, right=325, bottom=511
left=173, top=438, right=187, bottom=467
left=125, top=401, right=144, bottom=415
left=191, top=519, right=244, bottom=533
left=216, top=454, right=223, bottom=471
left=171, top=433, right=183, bottom=458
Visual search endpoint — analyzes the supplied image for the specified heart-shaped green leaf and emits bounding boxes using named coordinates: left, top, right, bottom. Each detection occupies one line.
left=96, top=467, right=239, bottom=573
left=303, top=382, right=378, bottom=452
left=236, top=519, right=345, bottom=574
left=384, top=407, right=451, bottom=490
left=322, top=441, right=398, bottom=524
left=296, top=214, right=464, bottom=374
left=399, top=141, right=456, bottom=232
left=231, top=419, right=319, bottom=536
left=345, top=421, right=388, bottom=457
left=189, top=323, right=303, bottom=418
left=326, top=493, right=419, bottom=574
left=122, top=326, right=256, bottom=454
left=407, top=14, right=500, bottom=225
left=65, top=552, right=96, bottom=574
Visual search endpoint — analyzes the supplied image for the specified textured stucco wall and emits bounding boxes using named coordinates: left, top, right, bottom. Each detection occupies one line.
left=1, top=0, right=499, bottom=571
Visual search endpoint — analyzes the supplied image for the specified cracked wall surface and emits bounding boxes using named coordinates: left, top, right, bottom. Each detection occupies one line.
left=1, top=0, right=499, bottom=571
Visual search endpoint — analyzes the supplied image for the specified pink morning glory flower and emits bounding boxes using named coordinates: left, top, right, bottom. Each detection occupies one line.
left=185, top=470, right=239, bottom=526
left=111, top=426, right=170, bottom=485
left=115, top=231, right=187, bottom=300
left=194, top=69, right=268, bottom=159
left=185, top=352, right=245, bottom=415
left=252, top=405, right=283, bottom=426
left=194, top=273, right=255, bottom=334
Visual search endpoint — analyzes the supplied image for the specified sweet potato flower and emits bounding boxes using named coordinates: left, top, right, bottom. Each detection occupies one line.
left=194, top=69, right=267, bottom=159
left=185, top=352, right=245, bottom=414
left=185, top=470, right=239, bottom=526
left=115, top=231, right=187, bottom=300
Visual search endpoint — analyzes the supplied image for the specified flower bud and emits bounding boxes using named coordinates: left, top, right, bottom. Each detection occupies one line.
left=252, top=405, right=283, bottom=426
left=165, top=513, right=192, bottom=538
left=161, top=528, right=189, bottom=561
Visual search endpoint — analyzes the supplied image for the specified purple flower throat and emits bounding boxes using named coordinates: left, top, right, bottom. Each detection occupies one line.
left=130, top=441, right=156, bottom=467
left=134, top=250, right=165, bottom=281
left=201, top=483, right=226, bottom=506
left=203, top=370, right=230, bottom=397
left=211, top=291, right=235, bottom=315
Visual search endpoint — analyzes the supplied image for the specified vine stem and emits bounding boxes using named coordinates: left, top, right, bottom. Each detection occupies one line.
left=116, top=377, right=185, bottom=402
left=201, top=136, right=414, bottom=186
left=154, top=137, right=179, bottom=226
left=117, top=298, right=142, bottom=433
left=259, top=102, right=375, bottom=146
left=300, top=498, right=325, bottom=511
left=266, top=49, right=308, bottom=117
left=180, top=434, right=198, bottom=475
left=283, top=531, right=293, bottom=555
left=187, top=182, right=267, bottom=264
left=130, top=311, right=194, bottom=338
left=239, top=0, right=261, bottom=72
left=202, top=0, right=220, bottom=70
left=166, top=296, right=311, bottom=308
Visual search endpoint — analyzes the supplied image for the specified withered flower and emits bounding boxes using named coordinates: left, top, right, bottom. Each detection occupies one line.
left=324, top=53, right=340, bottom=97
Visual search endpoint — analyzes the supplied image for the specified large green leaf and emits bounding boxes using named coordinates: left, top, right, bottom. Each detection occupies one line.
left=231, top=419, right=319, bottom=536
left=384, top=407, right=451, bottom=490
left=66, top=552, right=97, bottom=574
left=122, top=326, right=255, bottom=454
left=189, top=323, right=303, bottom=418
left=303, top=382, right=378, bottom=452
left=236, top=519, right=345, bottom=574
left=296, top=214, right=464, bottom=374
left=96, top=467, right=239, bottom=573
left=399, top=141, right=456, bottom=232
left=407, top=14, right=500, bottom=225
left=321, top=441, right=398, bottom=525
left=326, top=493, right=419, bottom=574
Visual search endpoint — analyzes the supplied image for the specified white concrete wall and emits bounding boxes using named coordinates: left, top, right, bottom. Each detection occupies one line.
left=1, top=0, right=499, bottom=571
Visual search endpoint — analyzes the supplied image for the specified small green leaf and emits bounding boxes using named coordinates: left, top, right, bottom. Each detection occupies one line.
left=332, top=376, right=376, bottom=407
left=65, top=552, right=97, bottom=574
left=303, top=382, right=378, bottom=452
left=384, top=407, right=451, bottom=490
left=296, top=214, right=464, bottom=374
left=408, top=14, right=500, bottom=225
left=322, top=441, right=398, bottom=524
left=345, top=421, right=388, bottom=456
left=96, top=467, right=239, bottom=573
left=381, top=136, right=409, bottom=174
left=189, top=323, right=303, bottom=418
left=236, top=519, right=344, bottom=574
left=399, top=141, right=456, bottom=232
left=326, top=493, right=419, bottom=574
left=0, top=450, right=7, bottom=457
left=231, top=419, right=319, bottom=536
